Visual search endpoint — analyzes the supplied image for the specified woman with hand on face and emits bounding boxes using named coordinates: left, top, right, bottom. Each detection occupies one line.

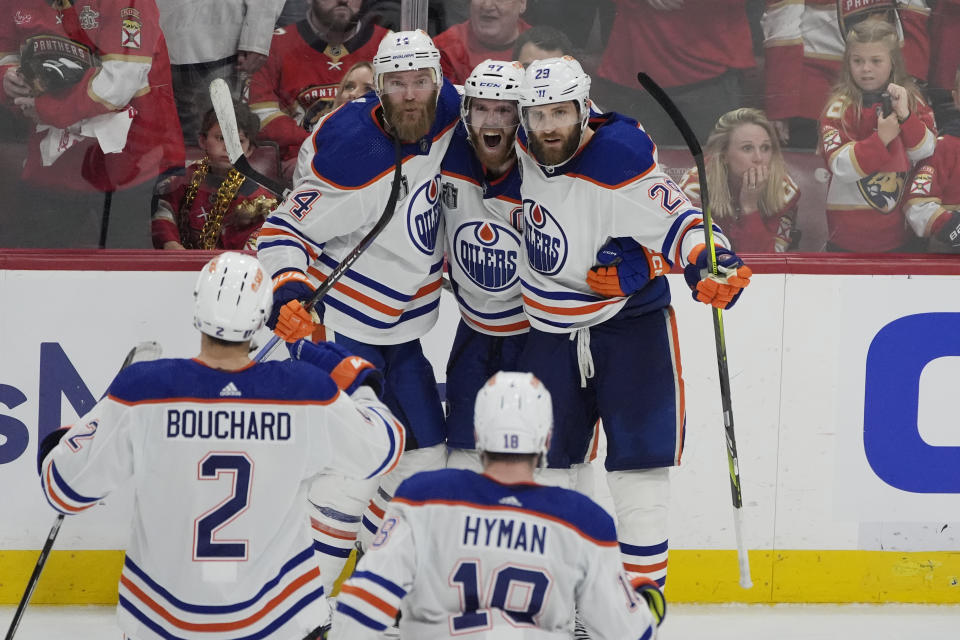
left=679, top=108, right=801, bottom=253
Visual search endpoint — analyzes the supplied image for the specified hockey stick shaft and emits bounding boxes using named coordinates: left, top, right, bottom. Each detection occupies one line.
left=637, top=72, right=752, bottom=589
left=4, top=342, right=163, bottom=640
left=209, top=78, right=289, bottom=198
left=253, top=134, right=404, bottom=362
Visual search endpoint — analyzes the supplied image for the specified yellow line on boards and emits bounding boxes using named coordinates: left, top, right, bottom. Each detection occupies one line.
left=1, top=549, right=959, bottom=605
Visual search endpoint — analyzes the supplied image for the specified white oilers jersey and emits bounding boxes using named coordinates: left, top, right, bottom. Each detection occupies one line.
left=440, top=124, right=528, bottom=336
left=40, top=359, right=404, bottom=640
left=332, top=469, right=657, bottom=640
left=515, top=113, right=726, bottom=333
left=257, top=81, right=461, bottom=345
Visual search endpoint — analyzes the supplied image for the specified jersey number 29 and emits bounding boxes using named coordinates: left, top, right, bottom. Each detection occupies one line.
left=450, top=560, right=551, bottom=631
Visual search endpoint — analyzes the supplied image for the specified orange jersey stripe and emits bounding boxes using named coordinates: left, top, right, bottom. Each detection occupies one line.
left=119, top=567, right=320, bottom=632
left=624, top=559, right=669, bottom=574
left=521, top=293, right=622, bottom=317
left=340, top=584, right=398, bottom=619
left=44, top=463, right=95, bottom=514
left=311, top=518, right=357, bottom=541
left=464, top=316, right=530, bottom=334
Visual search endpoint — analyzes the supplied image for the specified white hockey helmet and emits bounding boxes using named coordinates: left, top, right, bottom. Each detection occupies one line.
left=519, top=56, right=591, bottom=165
left=474, top=372, right=553, bottom=457
left=373, top=30, right=442, bottom=94
left=193, top=252, right=273, bottom=342
left=461, top=59, right=524, bottom=126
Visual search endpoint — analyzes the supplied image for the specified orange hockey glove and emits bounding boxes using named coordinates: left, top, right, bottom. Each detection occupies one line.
left=683, top=243, right=752, bottom=309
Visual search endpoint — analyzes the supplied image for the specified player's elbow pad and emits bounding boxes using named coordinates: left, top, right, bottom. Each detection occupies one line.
left=36, top=427, right=69, bottom=476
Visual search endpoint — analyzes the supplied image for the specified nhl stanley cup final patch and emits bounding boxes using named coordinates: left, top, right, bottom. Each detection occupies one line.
left=120, top=8, right=142, bottom=49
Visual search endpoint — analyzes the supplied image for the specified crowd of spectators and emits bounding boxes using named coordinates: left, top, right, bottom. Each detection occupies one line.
left=0, top=0, right=957, bottom=253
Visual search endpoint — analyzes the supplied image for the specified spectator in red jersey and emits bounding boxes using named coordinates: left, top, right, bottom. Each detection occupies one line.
left=679, top=108, right=801, bottom=253
left=762, top=0, right=929, bottom=149
left=819, top=20, right=935, bottom=253
left=592, top=0, right=755, bottom=147
left=152, top=103, right=277, bottom=251
left=927, top=0, right=960, bottom=128
left=904, top=65, right=960, bottom=253
left=0, top=0, right=185, bottom=248
left=433, top=0, right=531, bottom=84
left=332, top=60, right=375, bottom=109
left=155, top=0, right=285, bottom=141
left=512, top=24, right=573, bottom=69
left=248, top=0, right=388, bottom=161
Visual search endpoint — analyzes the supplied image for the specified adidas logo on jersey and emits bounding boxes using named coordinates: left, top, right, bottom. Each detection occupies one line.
left=498, top=495, right=522, bottom=508
left=219, top=382, right=242, bottom=397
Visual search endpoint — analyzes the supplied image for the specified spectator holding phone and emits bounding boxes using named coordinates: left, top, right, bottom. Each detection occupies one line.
left=818, top=20, right=935, bottom=252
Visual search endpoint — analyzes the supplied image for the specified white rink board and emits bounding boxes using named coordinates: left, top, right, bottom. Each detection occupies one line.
left=3, top=269, right=960, bottom=557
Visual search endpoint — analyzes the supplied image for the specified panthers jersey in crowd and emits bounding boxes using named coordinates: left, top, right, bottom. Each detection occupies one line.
left=40, top=358, right=404, bottom=640
left=257, top=82, right=461, bottom=345
left=248, top=20, right=388, bottom=159
left=332, top=469, right=658, bottom=640
left=904, top=120, right=960, bottom=238
left=516, top=112, right=724, bottom=332
left=440, top=123, right=528, bottom=336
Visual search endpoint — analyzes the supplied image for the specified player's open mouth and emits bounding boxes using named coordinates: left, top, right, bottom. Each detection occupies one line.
left=482, top=133, right=502, bottom=149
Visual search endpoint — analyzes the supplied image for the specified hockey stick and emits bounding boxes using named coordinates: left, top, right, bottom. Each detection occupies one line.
left=4, top=341, right=163, bottom=640
left=209, top=78, right=289, bottom=198
left=253, top=131, right=404, bottom=363
left=636, top=72, right=753, bottom=589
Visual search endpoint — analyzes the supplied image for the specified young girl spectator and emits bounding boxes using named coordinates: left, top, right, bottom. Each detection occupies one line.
left=679, top=108, right=801, bottom=253
left=151, top=103, right=276, bottom=250
left=819, top=20, right=936, bottom=253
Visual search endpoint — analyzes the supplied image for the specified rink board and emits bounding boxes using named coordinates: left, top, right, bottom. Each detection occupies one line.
left=2, top=252, right=960, bottom=604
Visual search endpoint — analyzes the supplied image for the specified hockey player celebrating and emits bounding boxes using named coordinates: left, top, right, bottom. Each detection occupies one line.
left=514, top=56, right=752, bottom=587
left=257, top=30, right=460, bottom=599
left=441, top=59, right=529, bottom=470
left=37, top=252, right=404, bottom=640
left=331, top=371, right=666, bottom=639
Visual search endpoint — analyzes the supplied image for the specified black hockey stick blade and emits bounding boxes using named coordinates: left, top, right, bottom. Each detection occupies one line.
left=637, top=73, right=703, bottom=159
left=209, top=78, right=289, bottom=198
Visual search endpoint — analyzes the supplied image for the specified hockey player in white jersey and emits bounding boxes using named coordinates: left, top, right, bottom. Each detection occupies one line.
left=256, top=30, right=460, bottom=597
left=440, top=59, right=529, bottom=471
left=37, top=253, right=405, bottom=640
left=331, top=371, right=666, bottom=639
left=514, top=57, right=753, bottom=587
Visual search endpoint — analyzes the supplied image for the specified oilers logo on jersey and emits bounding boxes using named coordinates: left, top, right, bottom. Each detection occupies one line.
left=453, top=221, right=521, bottom=292
left=407, top=175, right=443, bottom=255
left=523, top=199, right=567, bottom=275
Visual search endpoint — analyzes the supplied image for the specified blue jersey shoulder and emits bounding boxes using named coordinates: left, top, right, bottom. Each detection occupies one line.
left=441, top=123, right=480, bottom=179
left=568, top=112, right=657, bottom=187
left=108, top=359, right=339, bottom=404
left=311, top=80, right=461, bottom=188
left=395, top=468, right=616, bottom=543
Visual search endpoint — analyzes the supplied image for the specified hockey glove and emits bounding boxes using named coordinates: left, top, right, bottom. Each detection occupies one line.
left=586, top=237, right=667, bottom=298
left=270, top=270, right=317, bottom=342
left=288, top=339, right=384, bottom=398
left=683, top=243, right=752, bottom=310
left=933, top=211, right=960, bottom=252
left=36, top=427, right=69, bottom=476
left=630, top=574, right=667, bottom=627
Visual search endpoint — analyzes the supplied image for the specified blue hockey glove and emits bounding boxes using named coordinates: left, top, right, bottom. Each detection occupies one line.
left=586, top=237, right=667, bottom=297
left=288, top=339, right=384, bottom=397
left=683, top=243, right=752, bottom=309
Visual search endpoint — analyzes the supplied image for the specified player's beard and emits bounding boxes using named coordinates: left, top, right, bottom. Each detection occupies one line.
left=528, top=126, right=581, bottom=167
left=468, top=126, right=517, bottom=172
left=382, top=91, right=438, bottom=142
left=312, top=1, right=359, bottom=33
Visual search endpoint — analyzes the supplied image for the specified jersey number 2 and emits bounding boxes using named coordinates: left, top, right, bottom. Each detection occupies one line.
left=450, top=560, right=551, bottom=631
left=648, top=179, right=686, bottom=214
left=193, top=453, right=252, bottom=560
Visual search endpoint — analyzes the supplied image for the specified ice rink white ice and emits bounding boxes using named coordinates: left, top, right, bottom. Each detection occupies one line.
left=3, top=603, right=959, bottom=639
